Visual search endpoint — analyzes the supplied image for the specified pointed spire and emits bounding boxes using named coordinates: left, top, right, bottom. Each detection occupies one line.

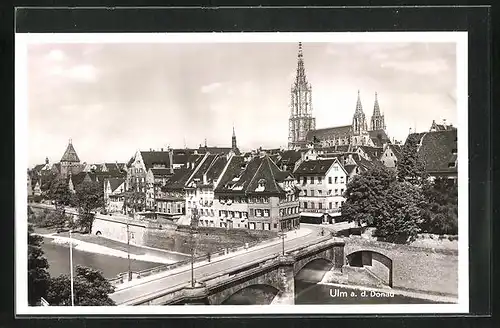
left=298, top=42, right=303, bottom=58
left=61, top=139, right=80, bottom=163
left=355, top=90, right=363, bottom=114
left=232, top=124, right=236, bottom=138
left=373, top=92, right=381, bottom=116
left=295, top=42, right=307, bottom=85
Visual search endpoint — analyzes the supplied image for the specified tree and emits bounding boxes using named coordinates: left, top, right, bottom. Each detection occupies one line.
left=45, top=265, right=115, bottom=306
left=123, top=191, right=146, bottom=215
left=50, top=177, right=73, bottom=207
left=397, top=134, right=427, bottom=185
left=374, top=182, right=424, bottom=244
left=420, top=177, right=458, bottom=235
left=28, top=224, right=50, bottom=306
left=342, top=164, right=396, bottom=227
left=74, top=181, right=104, bottom=233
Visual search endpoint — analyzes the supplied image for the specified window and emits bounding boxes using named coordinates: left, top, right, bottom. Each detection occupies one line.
left=318, top=190, right=322, bottom=196
left=328, top=177, right=332, bottom=184
left=328, top=189, right=332, bottom=195
left=341, top=189, right=344, bottom=194
left=319, top=203, right=323, bottom=209
left=310, top=177, right=314, bottom=184
left=250, top=208, right=254, bottom=216
left=334, top=166, right=339, bottom=171
left=264, top=209, right=270, bottom=217
left=256, top=209, right=262, bottom=217
left=340, top=201, right=344, bottom=206
left=310, top=189, right=314, bottom=196
left=335, top=177, right=338, bottom=183
left=340, top=177, right=344, bottom=184
left=329, top=202, right=332, bottom=209
left=318, top=177, right=322, bottom=184
left=304, top=189, right=307, bottom=196
left=274, top=223, right=278, bottom=229
left=302, top=177, right=307, bottom=185
left=310, top=202, right=315, bottom=209
left=335, top=201, right=339, bottom=208
left=335, top=189, right=338, bottom=195
left=303, top=202, right=308, bottom=209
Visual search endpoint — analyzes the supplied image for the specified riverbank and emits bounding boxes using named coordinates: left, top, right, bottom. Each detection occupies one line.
left=36, top=233, right=179, bottom=265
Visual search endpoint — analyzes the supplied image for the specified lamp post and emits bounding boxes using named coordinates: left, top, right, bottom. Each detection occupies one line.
left=279, top=231, right=287, bottom=256
left=190, top=206, right=199, bottom=287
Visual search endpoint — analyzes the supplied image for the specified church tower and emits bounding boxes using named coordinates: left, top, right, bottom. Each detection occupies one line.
left=352, top=90, right=368, bottom=135
left=370, top=92, right=386, bottom=131
left=60, top=139, right=81, bottom=177
left=288, top=42, right=316, bottom=149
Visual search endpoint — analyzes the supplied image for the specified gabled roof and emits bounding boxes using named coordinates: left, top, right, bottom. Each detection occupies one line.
left=294, top=158, right=337, bottom=176
left=358, top=146, right=384, bottom=161
left=163, top=155, right=204, bottom=191
left=417, top=130, right=457, bottom=173
left=215, top=155, right=291, bottom=196
left=197, top=146, right=234, bottom=155
left=61, top=142, right=80, bottom=163
left=70, top=172, right=90, bottom=186
left=368, top=129, right=390, bottom=147
left=140, top=151, right=171, bottom=170
left=387, top=144, right=402, bottom=160
left=106, top=177, right=125, bottom=193
left=306, top=125, right=352, bottom=141
left=278, top=150, right=303, bottom=165
left=150, top=168, right=174, bottom=176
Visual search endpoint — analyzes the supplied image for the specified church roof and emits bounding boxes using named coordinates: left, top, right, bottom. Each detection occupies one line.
left=60, top=141, right=80, bottom=163
left=306, top=125, right=353, bottom=141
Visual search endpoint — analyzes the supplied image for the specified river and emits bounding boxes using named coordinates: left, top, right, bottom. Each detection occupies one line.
left=41, top=238, right=162, bottom=279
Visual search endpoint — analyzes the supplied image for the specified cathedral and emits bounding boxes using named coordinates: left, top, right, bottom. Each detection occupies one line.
left=287, top=43, right=391, bottom=150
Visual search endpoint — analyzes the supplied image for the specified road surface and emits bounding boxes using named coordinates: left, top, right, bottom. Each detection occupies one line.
left=110, top=225, right=326, bottom=305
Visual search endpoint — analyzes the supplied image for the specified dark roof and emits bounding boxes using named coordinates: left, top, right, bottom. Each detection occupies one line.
left=320, top=145, right=351, bottom=154
left=294, top=158, right=337, bottom=176
left=358, top=146, right=384, bottom=161
left=306, top=125, right=353, bottom=141
left=61, top=142, right=80, bottom=163
left=33, top=164, right=45, bottom=173
left=197, top=146, right=234, bottom=154
left=187, top=154, right=229, bottom=187
left=106, top=177, right=125, bottom=192
left=368, top=130, right=391, bottom=147
left=430, top=121, right=457, bottom=131
left=215, top=155, right=290, bottom=196
left=405, top=132, right=427, bottom=145
left=418, top=130, right=457, bottom=173
left=70, top=172, right=90, bottom=186
left=205, top=156, right=228, bottom=183
left=140, top=151, right=171, bottom=170
left=278, top=150, right=303, bottom=165
left=163, top=155, right=204, bottom=191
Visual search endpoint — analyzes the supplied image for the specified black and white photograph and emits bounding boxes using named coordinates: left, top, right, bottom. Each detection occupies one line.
left=16, top=32, right=468, bottom=315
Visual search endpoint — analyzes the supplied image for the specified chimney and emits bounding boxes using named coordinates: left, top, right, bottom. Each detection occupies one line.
left=169, top=148, right=174, bottom=174
left=161, top=148, right=163, bottom=152
left=203, top=173, right=208, bottom=185
left=443, top=118, right=447, bottom=125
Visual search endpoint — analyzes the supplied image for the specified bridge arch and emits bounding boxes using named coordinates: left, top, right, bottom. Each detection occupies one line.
left=294, top=258, right=334, bottom=283
left=220, top=284, right=280, bottom=305
left=346, top=250, right=393, bottom=287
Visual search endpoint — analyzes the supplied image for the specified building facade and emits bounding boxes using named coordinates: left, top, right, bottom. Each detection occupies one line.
left=294, top=157, right=348, bottom=224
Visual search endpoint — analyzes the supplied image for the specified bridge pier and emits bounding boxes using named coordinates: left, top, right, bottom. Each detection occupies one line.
left=271, top=256, right=296, bottom=305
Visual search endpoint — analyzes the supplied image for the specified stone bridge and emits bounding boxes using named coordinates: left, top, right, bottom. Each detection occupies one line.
left=120, top=238, right=345, bottom=306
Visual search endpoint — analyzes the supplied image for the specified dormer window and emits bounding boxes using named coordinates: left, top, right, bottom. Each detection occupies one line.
left=452, top=149, right=457, bottom=155
left=448, top=162, right=456, bottom=168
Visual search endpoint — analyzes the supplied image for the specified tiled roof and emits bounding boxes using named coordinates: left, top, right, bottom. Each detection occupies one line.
left=405, top=132, right=427, bottom=145
left=418, top=130, right=457, bottom=173
left=33, top=164, right=45, bottom=173
left=306, top=125, right=352, bottom=141
left=294, top=158, right=337, bottom=176
left=278, top=150, right=303, bottom=165
left=140, top=151, right=171, bottom=170
left=163, top=155, right=204, bottom=191
left=205, top=156, right=228, bottom=183
left=61, top=142, right=80, bottom=163
left=107, top=177, right=125, bottom=192
left=197, top=146, right=233, bottom=154
left=388, top=144, right=402, bottom=160
left=215, top=155, right=290, bottom=196
left=70, top=172, right=90, bottom=186
left=358, top=146, right=384, bottom=161
left=368, top=129, right=390, bottom=147
left=320, top=145, right=351, bottom=153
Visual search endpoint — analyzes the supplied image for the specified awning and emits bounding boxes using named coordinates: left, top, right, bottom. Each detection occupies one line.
left=300, top=212, right=324, bottom=218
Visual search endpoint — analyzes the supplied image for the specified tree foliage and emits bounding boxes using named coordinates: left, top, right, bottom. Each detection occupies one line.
left=28, top=224, right=50, bottom=306
left=420, top=177, right=458, bottom=235
left=342, top=164, right=396, bottom=227
left=50, top=177, right=73, bottom=207
left=123, top=191, right=146, bottom=214
left=46, top=265, right=115, bottom=306
left=374, top=182, right=424, bottom=243
left=397, top=135, right=427, bottom=185
left=74, top=181, right=104, bottom=233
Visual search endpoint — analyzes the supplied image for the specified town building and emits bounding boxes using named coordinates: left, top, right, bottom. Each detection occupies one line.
left=57, top=139, right=84, bottom=178
left=380, top=144, right=402, bottom=171
left=293, top=157, right=348, bottom=224
left=429, top=119, right=457, bottom=132
left=104, top=177, right=126, bottom=213
left=288, top=42, right=316, bottom=149
left=213, top=154, right=300, bottom=231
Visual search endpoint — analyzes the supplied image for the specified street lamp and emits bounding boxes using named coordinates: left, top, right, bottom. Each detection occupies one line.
left=127, top=221, right=132, bottom=281
left=69, top=227, right=74, bottom=306
left=190, top=206, right=199, bottom=287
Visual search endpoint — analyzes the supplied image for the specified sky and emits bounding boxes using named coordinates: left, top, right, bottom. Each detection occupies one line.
left=26, top=41, right=457, bottom=167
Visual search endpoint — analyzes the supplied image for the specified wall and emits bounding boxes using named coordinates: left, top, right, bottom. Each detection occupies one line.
left=144, top=226, right=277, bottom=255
left=345, top=237, right=458, bottom=296
left=91, top=216, right=146, bottom=245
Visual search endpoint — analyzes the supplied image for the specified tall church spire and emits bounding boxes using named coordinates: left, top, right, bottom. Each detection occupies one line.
left=352, top=90, right=367, bottom=136
left=370, top=91, right=386, bottom=131
left=288, top=42, right=316, bottom=149
left=231, top=125, right=238, bottom=153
